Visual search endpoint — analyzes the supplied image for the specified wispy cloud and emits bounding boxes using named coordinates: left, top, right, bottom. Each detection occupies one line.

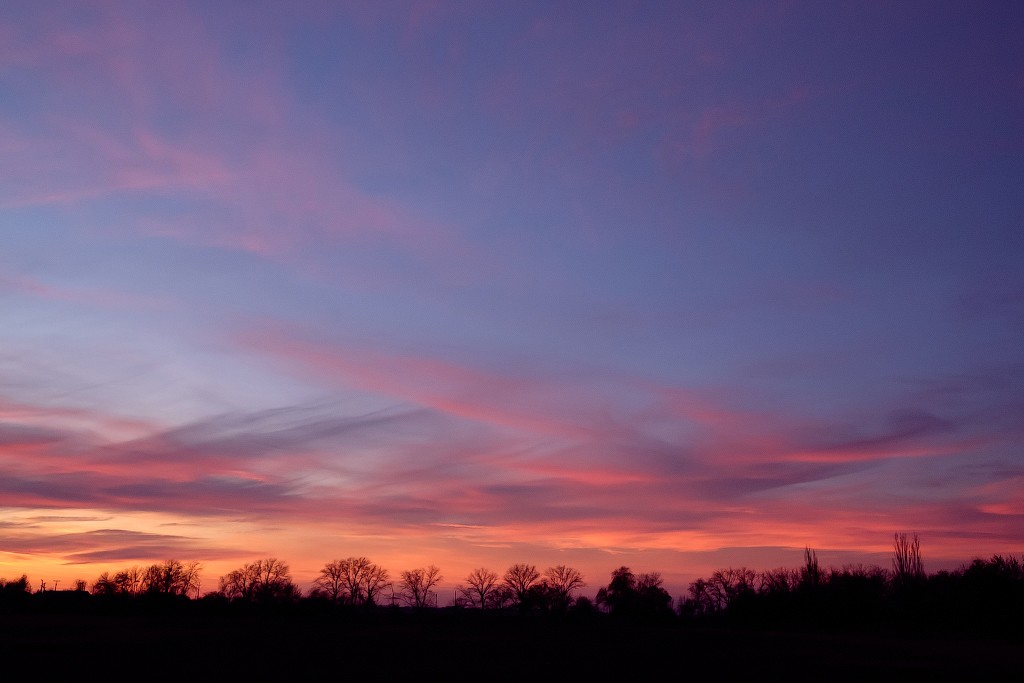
left=0, top=521, right=246, bottom=565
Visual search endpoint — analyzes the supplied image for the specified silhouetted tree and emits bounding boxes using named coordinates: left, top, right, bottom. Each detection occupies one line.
left=0, top=574, right=30, bottom=610
left=114, top=566, right=145, bottom=594
left=706, top=567, right=756, bottom=611
left=312, top=560, right=346, bottom=604
left=571, top=594, right=596, bottom=615
left=825, top=564, right=888, bottom=626
left=799, top=547, right=824, bottom=590
left=91, top=572, right=119, bottom=596
left=892, top=532, right=924, bottom=585
left=458, top=567, right=499, bottom=609
left=219, top=558, right=298, bottom=603
left=93, top=563, right=197, bottom=597
left=684, top=577, right=715, bottom=616
left=0, top=575, right=30, bottom=595
left=503, top=563, right=540, bottom=606
left=399, top=565, right=442, bottom=608
left=596, top=566, right=672, bottom=618
left=523, top=581, right=558, bottom=612
left=596, top=566, right=634, bottom=611
left=487, top=584, right=515, bottom=610
left=759, top=567, right=798, bottom=595
left=314, top=557, right=390, bottom=606
left=545, top=565, right=585, bottom=610
left=965, top=554, right=1023, bottom=583
left=218, top=567, right=254, bottom=601
left=946, top=554, right=1024, bottom=631
left=143, top=559, right=201, bottom=596
left=636, top=571, right=673, bottom=614
left=351, top=557, right=391, bottom=605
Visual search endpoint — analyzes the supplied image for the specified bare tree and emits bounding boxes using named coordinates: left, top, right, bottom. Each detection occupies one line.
left=399, top=565, right=442, bottom=608
left=219, top=566, right=256, bottom=601
left=759, top=567, right=798, bottom=594
left=316, top=557, right=390, bottom=605
left=346, top=557, right=390, bottom=605
left=458, top=567, right=499, bottom=609
left=637, top=571, right=664, bottom=591
left=503, top=563, right=540, bottom=605
left=252, top=557, right=297, bottom=602
left=92, top=562, right=198, bottom=597
left=219, top=558, right=298, bottom=602
left=91, top=572, right=118, bottom=595
left=686, top=577, right=714, bottom=615
left=799, top=546, right=824, bottom=589
left=706, top=567, right=757, bottom=610
left=545, top=565, right=585, bottom=608
left=362, top=564, right=392, bottom=605
left=892, top=532, right=924, bottom=584
left=488, top=585, right=515, bottom=610
left=114, top=566, right=145, bottom=594
left=182, top=561, right=202, bottom=597
left=142, top=560, right=201, bottom=596
left=314, top=559, right=348, bottom=604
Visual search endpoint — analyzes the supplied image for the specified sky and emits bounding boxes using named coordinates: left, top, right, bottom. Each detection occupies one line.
left=1, top=0, right=1022, bottom=598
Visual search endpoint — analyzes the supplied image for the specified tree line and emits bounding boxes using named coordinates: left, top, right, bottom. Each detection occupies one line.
left=3, top=533, right=1022, bottom=632
left=678, top=534, right=1023, bottom=633
left=212, top=559, right=589, bottom=612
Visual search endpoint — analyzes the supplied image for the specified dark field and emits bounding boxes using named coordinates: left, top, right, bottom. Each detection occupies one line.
left=1, top=610, right=1021, bottom=681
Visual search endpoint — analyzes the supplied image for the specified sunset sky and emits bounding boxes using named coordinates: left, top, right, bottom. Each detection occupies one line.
left=2, top=1, right=1022, bottom=597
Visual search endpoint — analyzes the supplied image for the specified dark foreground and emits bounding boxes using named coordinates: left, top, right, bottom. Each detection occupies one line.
left=1, top=610, right=1021, bottom=682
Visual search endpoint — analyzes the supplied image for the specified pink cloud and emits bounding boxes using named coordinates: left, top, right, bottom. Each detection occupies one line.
left=0, top=397, right=161, bottom=443
left=2, top=384, right=1019, bottom=596
left=0, top=119, right=233, bottom=210
left=5, top=327, right=998, bottom=577
left=235, top=323, right=989, bottom=479
left=971, top=475, right=1024, bottom=516
left=2, top=5, right=494, bottom=299
left=236, top=327, right=615, bottom=441
left=780, top=439, right=985, bottom=464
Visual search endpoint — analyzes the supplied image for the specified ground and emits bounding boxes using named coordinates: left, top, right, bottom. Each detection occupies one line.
left=1, top=610, right=1021, bottom=681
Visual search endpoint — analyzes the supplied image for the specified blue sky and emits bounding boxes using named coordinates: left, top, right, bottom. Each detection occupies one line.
left=1, top=1, right=1022, bottom=594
